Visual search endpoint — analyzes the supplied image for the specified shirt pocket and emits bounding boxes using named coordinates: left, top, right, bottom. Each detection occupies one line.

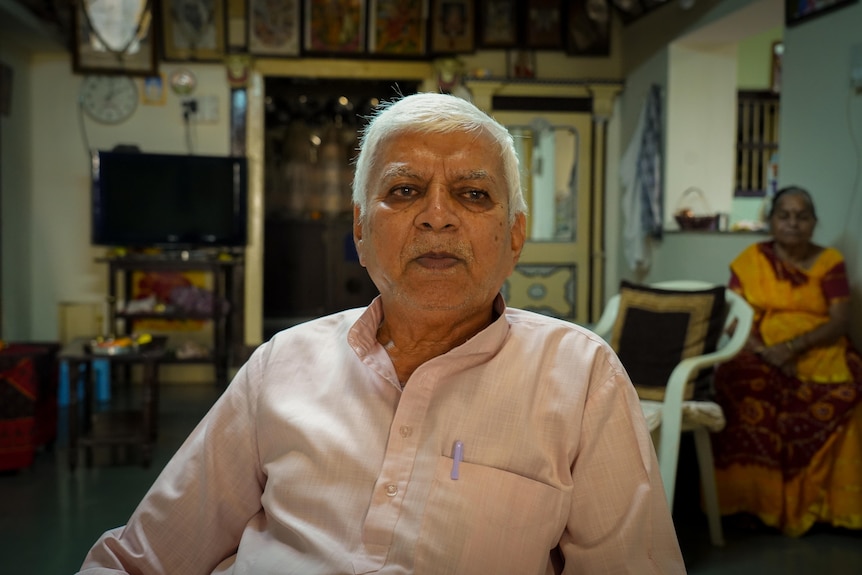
left=413, top=455, right=565, bottom=575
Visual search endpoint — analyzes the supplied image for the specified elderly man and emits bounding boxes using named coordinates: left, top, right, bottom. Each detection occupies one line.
left=78, top=93, right=685, bottom=574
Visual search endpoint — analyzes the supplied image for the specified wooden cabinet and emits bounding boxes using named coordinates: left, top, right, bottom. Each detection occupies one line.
left=99, top=255, right=244, bottom=386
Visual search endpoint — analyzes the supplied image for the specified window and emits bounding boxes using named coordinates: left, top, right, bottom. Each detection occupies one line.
left=734, top=90, right=780, bottom=197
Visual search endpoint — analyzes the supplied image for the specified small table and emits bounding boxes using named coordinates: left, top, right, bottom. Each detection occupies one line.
left=60, top=337, right=167, bottom=470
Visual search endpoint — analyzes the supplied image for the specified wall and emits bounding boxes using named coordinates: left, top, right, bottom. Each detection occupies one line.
left=736, top=25, right=781, bottom=89
left=779, top=3, right=862, bottom=344
left=665, top=42, right=737, bottom=221
left=0, top=40, right=34, bottom=340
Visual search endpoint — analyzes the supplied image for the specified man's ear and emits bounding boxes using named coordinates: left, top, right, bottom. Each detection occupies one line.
left=510, top=212, right=527, bottom=263
left=353, top=204, right=365, bottom=266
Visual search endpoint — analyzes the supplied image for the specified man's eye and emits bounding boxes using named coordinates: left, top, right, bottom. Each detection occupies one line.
left=389, top=186, right=416, bottom=199
left=464, top=190, right=489, bottom=201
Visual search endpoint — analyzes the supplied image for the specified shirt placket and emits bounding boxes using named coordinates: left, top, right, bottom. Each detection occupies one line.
left=352, top=374, right=434, bottom=574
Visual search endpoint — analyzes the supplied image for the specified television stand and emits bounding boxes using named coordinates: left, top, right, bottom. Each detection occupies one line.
left=97, top=253, right=244, bottom=386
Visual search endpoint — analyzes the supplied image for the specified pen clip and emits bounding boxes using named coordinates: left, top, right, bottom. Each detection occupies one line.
left=451, top=440, right=464, bottom=480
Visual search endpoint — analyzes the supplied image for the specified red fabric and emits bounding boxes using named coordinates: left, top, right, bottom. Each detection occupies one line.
left=0, top=343, right=60, bottom=471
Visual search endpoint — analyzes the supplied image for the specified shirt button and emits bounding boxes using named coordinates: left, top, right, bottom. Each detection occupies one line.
left=385, top=484, right=398, bottom=497
left=399, top=425, right=412, bottom=438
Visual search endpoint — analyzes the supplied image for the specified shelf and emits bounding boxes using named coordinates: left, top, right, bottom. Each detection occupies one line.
left=100, top=254, right=244, bottom=387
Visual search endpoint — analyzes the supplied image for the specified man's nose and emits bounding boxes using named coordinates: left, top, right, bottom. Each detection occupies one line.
left=417, top=185, right=459, bottom=230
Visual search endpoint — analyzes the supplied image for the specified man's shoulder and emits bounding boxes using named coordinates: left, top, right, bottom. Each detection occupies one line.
left=504, top=307, right=602, bottom=341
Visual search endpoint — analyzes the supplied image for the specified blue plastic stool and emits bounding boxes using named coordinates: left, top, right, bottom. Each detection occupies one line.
left=58, top=359, right=111, bottom=406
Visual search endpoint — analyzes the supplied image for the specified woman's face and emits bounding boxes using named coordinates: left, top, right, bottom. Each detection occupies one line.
left=770, top=192, right=817, bottom=249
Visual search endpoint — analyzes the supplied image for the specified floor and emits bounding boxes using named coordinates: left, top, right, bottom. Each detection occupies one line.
left=2, top=384, right=861, bottom=575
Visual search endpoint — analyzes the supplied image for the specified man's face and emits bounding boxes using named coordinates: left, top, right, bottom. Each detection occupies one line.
left=354, top=129, right=526, bottom=315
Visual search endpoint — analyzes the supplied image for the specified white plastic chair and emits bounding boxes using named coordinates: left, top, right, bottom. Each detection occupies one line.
left=592, top=280, right=754, bottom=547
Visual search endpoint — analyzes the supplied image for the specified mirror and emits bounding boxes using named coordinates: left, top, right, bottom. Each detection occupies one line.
left=509, top=123, right=580, bottom=242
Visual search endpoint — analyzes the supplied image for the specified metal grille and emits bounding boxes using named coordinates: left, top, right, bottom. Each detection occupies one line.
left=735, top=91, right=780, bottom=197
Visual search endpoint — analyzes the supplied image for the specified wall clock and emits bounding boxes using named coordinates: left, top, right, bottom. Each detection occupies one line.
left=79, top=75, right=139, bottom=124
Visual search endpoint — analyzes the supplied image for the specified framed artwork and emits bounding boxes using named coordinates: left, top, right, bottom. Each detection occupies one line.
left=430, top=0, right=475, bottom=54
left=525, top=0, right=562, bottom=50
left=786, top=0, right=857, bottom=26
left=368, top=0, right=427, bottom=56
left=507, top=49, right=536, bottom=78
left=248, top=0, right=301, bottom=56
left=478, top=0, right=518, bottom=48
left=72, top=0, right=157, bottom=75
left=304, top=0, right=366, bottom=55
left=141, top=72, right=167, bottom=105
left=565, top=0, right=610, bottom=56
left=161, top=0, right=226, bottom=61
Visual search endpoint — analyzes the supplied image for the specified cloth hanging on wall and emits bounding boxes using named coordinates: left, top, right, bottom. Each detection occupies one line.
left=620, top=84, right=663, bottom=272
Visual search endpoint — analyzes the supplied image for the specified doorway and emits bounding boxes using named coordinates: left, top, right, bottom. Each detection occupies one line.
left=261, top=78, right=419, bottom=338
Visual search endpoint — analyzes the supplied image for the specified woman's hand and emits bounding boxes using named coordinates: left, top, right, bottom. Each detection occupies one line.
left=759, top=342, right=797, bottom=376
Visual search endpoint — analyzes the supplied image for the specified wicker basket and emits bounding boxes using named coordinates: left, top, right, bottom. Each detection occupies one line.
left=674, top=187, right=719, bottom=231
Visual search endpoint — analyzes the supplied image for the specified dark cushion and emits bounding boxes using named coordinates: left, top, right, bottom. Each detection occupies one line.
left=610, top=281, right=726, bottom=401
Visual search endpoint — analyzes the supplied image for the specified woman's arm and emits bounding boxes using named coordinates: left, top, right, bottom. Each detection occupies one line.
left=759, top=299, right=850, bottom=375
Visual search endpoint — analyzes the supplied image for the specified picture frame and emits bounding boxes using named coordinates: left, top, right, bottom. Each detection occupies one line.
left=141, top=72, right=167, bottom=105
left=248, top=0, right=301, bottom=56
left=430, top=0, right=475, bottom=54
left=478, top=0, right=519, bottom=49
left=71, top=0, right=157, bottom=76
left=368, top=0, right=428, bottom=56
left=565, top=0, right=610, bottom=56
left=785, top=0, right=857, bottom=26
left=161, top=0, right=226, bottom=62
left=525, top=0, right=562, bottom=50
left=304, top=0, right=366, bottom=55
left=507, top=49, right=536, bottom=78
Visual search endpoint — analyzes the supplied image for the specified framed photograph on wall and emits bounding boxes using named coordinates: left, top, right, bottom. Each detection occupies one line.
left=430, top=0, right=475, bottom=54
left=525, top=0, right=563, bottom=50
left=304, top=0, right=366, bottom=55
left=786, top=0, right=857, bottom=26
left=248, top=0, right=301, bottom=56
left=565, top=0, right=610, bottom=56
left=72, top=0, right=157, bottom=75
left=368, top=0, right=427, bottom=56
left=478, top=0, right=519, bottom=49
left=161, top=0, right=226, bottom=61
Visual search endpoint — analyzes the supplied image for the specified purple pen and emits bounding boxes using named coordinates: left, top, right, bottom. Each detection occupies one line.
left=451, top=440, right=464, bottom=480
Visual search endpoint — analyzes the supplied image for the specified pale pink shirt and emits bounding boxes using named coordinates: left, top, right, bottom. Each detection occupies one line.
left=79, top=296, right=685, bottom=574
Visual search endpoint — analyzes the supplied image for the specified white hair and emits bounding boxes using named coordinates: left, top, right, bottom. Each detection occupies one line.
left=351, top=92, right=527, bottom=223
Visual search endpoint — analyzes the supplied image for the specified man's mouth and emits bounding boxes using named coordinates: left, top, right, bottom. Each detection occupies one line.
left=415, top=251, right=461, bottom=269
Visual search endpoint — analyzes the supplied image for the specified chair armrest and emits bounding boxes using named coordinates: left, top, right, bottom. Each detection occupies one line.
left=590, top=295, right=620, bottom=340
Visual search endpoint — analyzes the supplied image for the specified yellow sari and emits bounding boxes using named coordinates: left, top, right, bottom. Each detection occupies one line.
left=712, top=241, right=862, bottom=536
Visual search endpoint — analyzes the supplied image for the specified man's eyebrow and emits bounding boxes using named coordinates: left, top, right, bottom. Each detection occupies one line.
left=380, top=165, right=420, bottom=181
left=379, top=166, right=496, bottom=185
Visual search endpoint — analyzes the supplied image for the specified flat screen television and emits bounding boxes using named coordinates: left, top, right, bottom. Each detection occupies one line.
left=91, top=150, right=248, bottom=249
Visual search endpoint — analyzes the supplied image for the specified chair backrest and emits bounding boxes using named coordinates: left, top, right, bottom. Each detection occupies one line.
left=648, top=280, right=753, bottom=362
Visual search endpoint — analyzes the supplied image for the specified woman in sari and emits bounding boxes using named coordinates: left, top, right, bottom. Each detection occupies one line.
left=712, top=186, right=862, bottom=536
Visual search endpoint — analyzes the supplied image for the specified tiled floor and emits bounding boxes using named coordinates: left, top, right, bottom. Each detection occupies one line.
left=2, top=383, right=861, bottom=574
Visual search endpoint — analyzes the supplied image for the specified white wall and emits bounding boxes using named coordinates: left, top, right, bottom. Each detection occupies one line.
left=666, top=42, right=737, bottom=223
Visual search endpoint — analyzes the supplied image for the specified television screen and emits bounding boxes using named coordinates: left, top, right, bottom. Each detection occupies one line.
left=91, top=150, right=248, bottom=248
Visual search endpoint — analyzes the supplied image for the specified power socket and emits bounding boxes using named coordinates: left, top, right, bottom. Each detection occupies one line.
left=181, top=98, right=198, bottom=120
left=182, top=96, right=218, bottom=122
